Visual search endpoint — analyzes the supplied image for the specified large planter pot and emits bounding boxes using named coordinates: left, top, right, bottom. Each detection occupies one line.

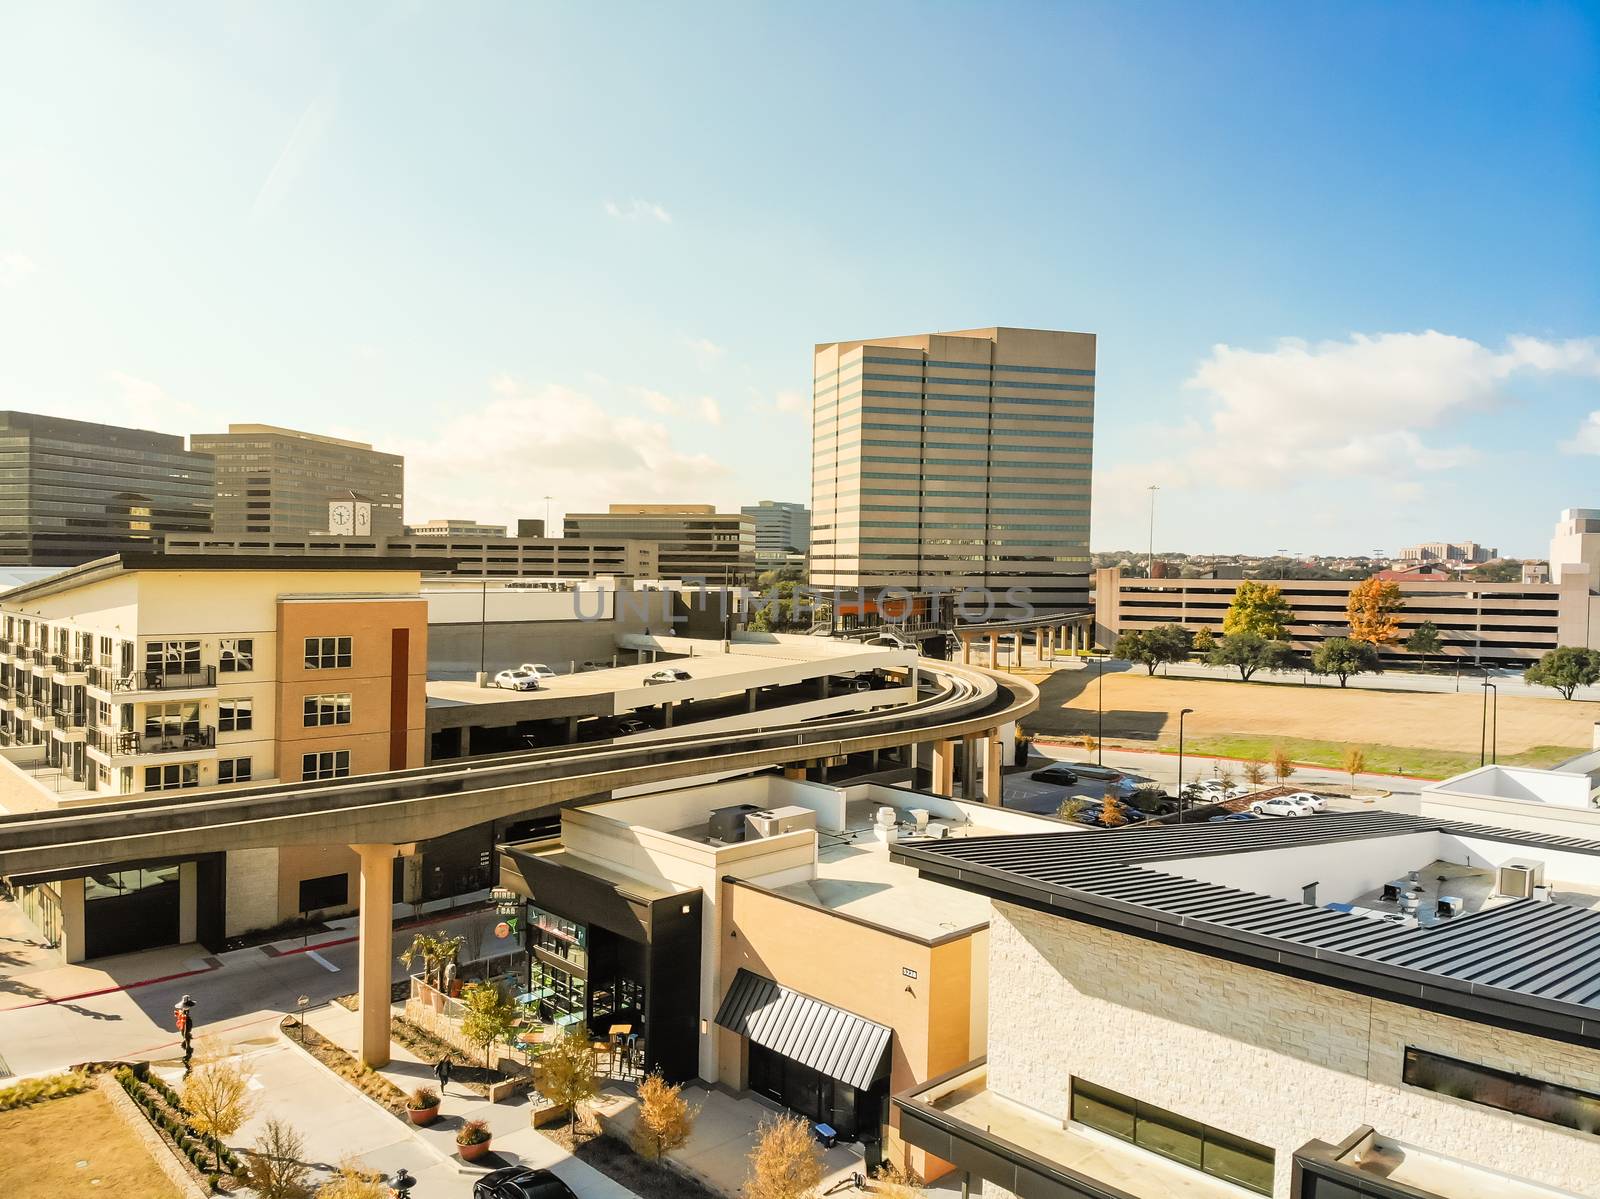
left=458, top=1136, right=493, bottom=1162
left=408, top=1104, right=440, bottom=1126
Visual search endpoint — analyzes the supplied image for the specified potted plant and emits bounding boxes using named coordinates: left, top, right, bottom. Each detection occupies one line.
left=456, top=1118, right=492, bottom=1161
left=406, top=1087, right=441, bottom=1126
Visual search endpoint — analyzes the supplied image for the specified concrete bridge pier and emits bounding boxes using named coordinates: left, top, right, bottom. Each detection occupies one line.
left=353, top=843, right=398, bottom=1067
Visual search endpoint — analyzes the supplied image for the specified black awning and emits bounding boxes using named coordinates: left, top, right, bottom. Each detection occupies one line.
left=715, top=968, right=891, bottom=1092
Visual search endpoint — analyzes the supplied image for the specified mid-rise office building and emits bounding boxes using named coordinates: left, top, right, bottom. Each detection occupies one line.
left=0, top=412, right=213, bottom=569
left=741, top=500, right=811, bottom=566
left=1398, top=540, right=1497, bottom=564
left=810, top=326, right=1095, bottom=618
left=405, top=519, right=509, bottom=538
left=563, top=504, right=754, bottom=581
left=190, top=424, right=404, bottom=538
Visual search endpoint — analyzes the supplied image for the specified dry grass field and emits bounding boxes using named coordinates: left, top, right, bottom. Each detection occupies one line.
left=0, top=1088, right=176, bottom=1198
left=1025, top=671, right=1599, bottom=777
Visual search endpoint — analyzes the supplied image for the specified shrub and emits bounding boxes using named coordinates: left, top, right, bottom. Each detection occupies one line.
left=407, top=1087, right=440, bottom=1110
left=456, top=1118, right=491, bottom=1146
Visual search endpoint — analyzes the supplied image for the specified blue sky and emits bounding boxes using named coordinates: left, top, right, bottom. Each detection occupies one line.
left=3, top=1, right=1597, bottom=556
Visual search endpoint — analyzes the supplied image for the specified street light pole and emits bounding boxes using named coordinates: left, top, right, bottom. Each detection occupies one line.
left=1178, top=707, right=1195, bottom=821
left=1479, top=670, right=1491, bottom=766
left=1096, top=655, right=1105, bottom=768
left=1484, top=681, right=1499, bottom=765
left=1146, top=485, right=1160, bottom=578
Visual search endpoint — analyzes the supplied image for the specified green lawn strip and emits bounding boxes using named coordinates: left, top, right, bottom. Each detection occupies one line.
left=1148, top=735, right=1585, bottom=780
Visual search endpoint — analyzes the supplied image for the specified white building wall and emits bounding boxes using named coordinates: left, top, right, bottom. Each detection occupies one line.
left=987, top=900, right=1600, bottom=1198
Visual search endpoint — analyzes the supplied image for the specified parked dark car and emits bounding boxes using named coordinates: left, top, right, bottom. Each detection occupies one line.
left=473, top=1167, right=577, bottom=1199
left=1055, top=761, right=1127, bottom=782
left=1030, top=763, right=1080, bottom=785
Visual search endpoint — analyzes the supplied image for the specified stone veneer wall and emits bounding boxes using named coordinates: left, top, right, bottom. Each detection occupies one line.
left=984, top=899, right=1600, bottom=1199
left=223, top=847, right=279, bottom=937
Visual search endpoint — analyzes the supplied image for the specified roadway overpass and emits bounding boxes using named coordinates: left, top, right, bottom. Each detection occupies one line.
left=0, top=660, right=1037, bottom=1065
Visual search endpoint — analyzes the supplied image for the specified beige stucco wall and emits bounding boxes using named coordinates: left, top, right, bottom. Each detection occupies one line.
left=224, top=848, right=280, bottom=938
left=987, top=900, right=1600, bottom=1198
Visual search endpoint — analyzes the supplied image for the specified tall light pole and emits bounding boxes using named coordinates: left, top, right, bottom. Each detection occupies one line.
left=543, top=495, right=554, bottom=536
left=1481, top=678, right=1498, bottom=766
left=1147, top=485, right=1160, bottom=578
left=1177, top=707, right=1195, bottom=820
left=1096, top=654, right=1105, bottom=768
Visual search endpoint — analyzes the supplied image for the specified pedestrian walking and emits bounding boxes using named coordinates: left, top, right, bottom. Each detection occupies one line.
left=434, top=1055, right=452, bottom=1093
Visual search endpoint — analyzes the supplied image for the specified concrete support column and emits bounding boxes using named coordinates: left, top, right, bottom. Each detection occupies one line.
left=458, top=725, right=472, bottom=759
left=351, top=844, right=396, bottom=1068
left=746, top=687, right=758, bottom=713
left=818, top=676, right=830, bottom=699
left=783, top=764, right=807, bottom=781
left=988, top=634, right=998, bottom=668
left=662, top=702, right=675, bottom=728
left=931, top=740, right=955, bottom=797
left=983, top=732, right=1003, bottom=805
left=564, top=716, right=578, bottom=743
left=961, top=735, right=978, bottom=800
left=961, top=635, right=971, bottom=665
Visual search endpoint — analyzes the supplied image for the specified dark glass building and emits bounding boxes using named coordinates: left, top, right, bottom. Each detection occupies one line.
left=0, top=412, right=214, bottom=568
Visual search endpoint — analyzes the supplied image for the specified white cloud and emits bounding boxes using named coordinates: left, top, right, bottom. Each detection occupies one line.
left=1142, top=331, right=1600, bottom=489
left=773, top=389, right=807, bottom=415
left=395, top=378, right=732, bottom=527
left=631, top=387, right=679, bottom=416
left=0, top=253, right=37, bottom=286
left=603, top=198, right=671, bottom=224
left=684, top=337, right=726, bottom=368
left=697, top=396, right=722, bottom=426
left=101, top=371, right=203, bottom=436
left=1563, top=411, right=1600, bottom=456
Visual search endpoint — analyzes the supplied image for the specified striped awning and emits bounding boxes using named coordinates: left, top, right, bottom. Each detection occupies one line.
left=715, top=968, right=892, bottom=1092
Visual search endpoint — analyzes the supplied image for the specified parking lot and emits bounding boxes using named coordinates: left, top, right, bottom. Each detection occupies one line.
left=1001, top=761, right=1345, bottom=826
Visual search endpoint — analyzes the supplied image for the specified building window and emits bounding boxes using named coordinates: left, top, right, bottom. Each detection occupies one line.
left=1070, top=1078, right=1274, bottom=1196
left=144, top=702, right=200, bottom=739
left=220, top=638, right=254, bottom=672
left=218, top=757, right=252, bottom=785
left=1403, top=1047, right=1600, bottom=1135
left=143, top=763, right=199, bottom=792
left=145, top=640, right=201, bottom=677
left=302, top=750, right=350, bottom=780
left=218, top=697, right=253, bottom=732
left=304, top=636, right=353, bottom=670
left=303, top=693, right=352, bottom=727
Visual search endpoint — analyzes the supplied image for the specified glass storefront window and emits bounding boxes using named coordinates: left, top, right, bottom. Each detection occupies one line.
left=529, top=904, right=588, bottom=971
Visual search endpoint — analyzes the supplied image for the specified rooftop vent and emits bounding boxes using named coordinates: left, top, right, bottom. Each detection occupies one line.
left=1496, top=859, right=1546, bottom=900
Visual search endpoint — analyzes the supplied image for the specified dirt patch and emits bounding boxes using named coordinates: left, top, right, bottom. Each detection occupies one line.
left=542, top=1121, right=723, bottom=1199
left=0, top=1087, right=180, bottom=1198
left=1031, top=672, right=1600, bottom=756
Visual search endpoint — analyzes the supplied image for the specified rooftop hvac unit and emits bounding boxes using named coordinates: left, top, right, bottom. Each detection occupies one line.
left=1496, top=859, right=1546, bottom=900
left=708, top=803, right=762, bottom=843
left=907, top=808, right=930, bottom=832
left=745, top=805, right=818, bottom=839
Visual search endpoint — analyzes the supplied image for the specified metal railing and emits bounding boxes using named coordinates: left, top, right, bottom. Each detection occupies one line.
left=112, top=667, right=217, bottom=692
left=113, top=726, right=215, bottom=755
left=52, top=707, right=86, bottom=729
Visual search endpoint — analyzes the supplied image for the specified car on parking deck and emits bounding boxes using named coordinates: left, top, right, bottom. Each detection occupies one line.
left=644, top=667, right=692, bottom=685
left=1208, top=812, right=1262, bottom=823
left=1251, top=796, right=1314, bottom=818
left=519, top=663, right=556, bottom=680
left=473, top=1167, right=577, bottom=1199
left=1282, top=791, right=1328, bottom=812
left=613, top=717, right=650, bottom=736
left=1029, top=763, right=1081, bottom=786
left=492, top=667, right=542, bottom=691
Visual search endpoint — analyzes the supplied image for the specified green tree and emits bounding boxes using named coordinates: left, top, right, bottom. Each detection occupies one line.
left=1271, top=744, right=1296, bottom=786
left=183, top=1054, right=257, bottom=1173
left=1222, top=581, right=1293, bottom=639
left=1114, top=624, right=1191, bottom=675
left=1404, top=621, right=1442, bottom=670
left=1190, top=627, right=1216, bottom=657
left=1206, top=632, right=1294, bottom=681
left=458, top=982, right=520, bottom=1071
left=1524, top=646, right=1600, bottom=700
left=1311, top=637, right=1382, bottom=687
left=398, top=931, right=466, bottom=991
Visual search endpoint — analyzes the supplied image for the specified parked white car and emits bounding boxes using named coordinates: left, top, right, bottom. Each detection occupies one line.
left=1223, top=785, right=1251, bottom=800
left=644, top=667, right=692, bottom=685
left=1251, top=796, right=1313, bottom=818
left=1194, top=779, right=1229, bottom=796
left=493, top=667, right=542, bottom=691
left=1283, top=791, right=1328, bottom=813
left=519, top=663, right=556, bottom=680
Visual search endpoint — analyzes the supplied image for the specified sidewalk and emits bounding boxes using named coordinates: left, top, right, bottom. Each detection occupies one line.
left=290, top=1000, right=640, bottom=1197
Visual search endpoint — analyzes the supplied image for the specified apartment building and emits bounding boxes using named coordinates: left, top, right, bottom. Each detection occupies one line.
left=895, top=812, right=1600, bottom=1198
left=0, top=412, right=213, bottom=569
left=0, top=553, right=437, bottom=961
left=1398, top=540, right=1497, bottom=564
left=810, top=326, right=1096, bottom=618
left=741, top=500, right=811, bottom=566
left=160, top=532, right=658, bottom=580
left=191, top=424, right=404, bottom=537
left=563, top=504, right=754, bottom=581
left=497, top=774, right=1060, bottom=1176
left=1093, top=564, right=1600, bottom=665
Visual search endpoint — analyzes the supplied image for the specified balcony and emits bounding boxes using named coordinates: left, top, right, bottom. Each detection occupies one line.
left=51, top=654, right=87, bottom=677
left=93, top=725, right=216, bottom=758
left=110, top=667, right=218, bottom=695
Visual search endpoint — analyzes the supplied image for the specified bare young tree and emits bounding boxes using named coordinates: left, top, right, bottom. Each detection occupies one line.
left=182, top=1053, right=257, bottom=1173
left=632, top=1071, right=697, bottom=1161
left=744, top=1114, right=824, bottom=1199
left=241, top=1119, right=312, bottom=1199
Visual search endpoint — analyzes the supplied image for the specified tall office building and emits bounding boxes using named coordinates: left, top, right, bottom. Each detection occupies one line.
left=190, top=424, right=404, bottom=537
left=810, top=326, right=1095, bottom=616
left=741, top=500, right=811, bottom=565
left=563, top=504, right=755, bottom=580
left=0, top=412, right=213, bottom=568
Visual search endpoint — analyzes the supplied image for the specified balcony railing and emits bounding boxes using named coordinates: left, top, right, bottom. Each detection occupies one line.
left=52, top=707, right=86, bottom=728
left=113, top=667, right=218, bottom=692
left=50, top=654, right=86, bottom=674
left=86, top=665, right=114, bottom=691
left=112, top=726, right=215, bottom=755
left=28, top=649, right=47, bottom=667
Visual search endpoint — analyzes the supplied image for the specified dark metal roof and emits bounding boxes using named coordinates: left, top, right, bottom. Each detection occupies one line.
left=893, top=810, right=1600, bottom=1039
left=714, top=968, right=892, bottom=1091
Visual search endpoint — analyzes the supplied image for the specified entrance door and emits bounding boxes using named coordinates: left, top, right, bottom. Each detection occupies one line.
left=84, top=866, right=181, bottom=959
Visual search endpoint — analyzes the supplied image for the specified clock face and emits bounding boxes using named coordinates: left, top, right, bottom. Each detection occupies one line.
left=353, top=503, right=371, bottom=536
left=329, top=502, right=353, bottom=535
